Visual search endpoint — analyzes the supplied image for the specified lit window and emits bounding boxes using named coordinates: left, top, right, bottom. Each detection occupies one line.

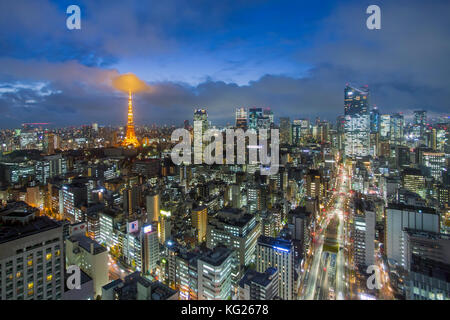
left=46, top=253, right=52, bottom=260
left=55, top=250, right=60, bottom=256
left=28, top=290, right=34, bottom=296
left=16, top=272, right=22, bottom=278
left=28, top=282, right=33, bottom=289
left=27, top=260, right=33, bottom=266
left=46, top=275, right=52, bottom=282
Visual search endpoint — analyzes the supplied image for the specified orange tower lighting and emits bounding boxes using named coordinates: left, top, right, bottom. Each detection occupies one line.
left=121, top=91, right=140, bottom=148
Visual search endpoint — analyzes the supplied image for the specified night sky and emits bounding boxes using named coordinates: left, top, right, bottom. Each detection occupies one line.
left=0, top=0, right=449, bottom=128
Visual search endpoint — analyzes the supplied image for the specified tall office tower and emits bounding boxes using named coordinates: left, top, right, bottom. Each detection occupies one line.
left=344, top=85, right=370, bottom=157
left=121, top=92, right=140, bottom=148
left=403, top=229, right=450, bottom=300
left=247, top=185, right=264, bottom=214
left=159, top=210, right=172, bottom=245
left=256, top=236, right=294, bottom=300
left=44, top=132, right=55, bottom=155
left=35, top=154, right=68, bottom=185
left=370, top=106, right=380, bottom=133
left=352, top=199, right=376, bottom=269
left=197, top=246, right=234, bottom=300
left=305, top=169, right=324, bottom=202
left=207, top=208, right=261, bottom=288
left=235, top=107, right=248, bottom=130
left=141, top=223, right=160, bottom=275
left=402, top=168, right=426, bottom=199
left=263, top=108, right=274, bottom=127
left=380, top=114, right=391, bottom=140
left=431, top=128, right=437, bottom=150
left=299, top=119, right=310, bottom=138
left=65, top=222, right=108, bottom=297
left=288, top=207, right=313, bottom=256
left=145, top=192, right=160, bottom=222
left=421, top=151, right=446, bottom=181
left=279, top=117, right=292, bottom=145
left=123, top=185, right=141, bottom=216
left=192, top=206, right=208, bottom=243
left=62, top=183, right=87, bottom=222
left=292, top=120, right=302, bottom=146
left=436, top=128, right=447, bottom=152
left=389, top=113, right=404, bottom=145
left=396, top=145, right=411, bottom=169
left=0, top=207, right=64, bottom=300
left=248, top=107, right=263, bottom=130
left=238, top=267, right=279, bottom=300
left=231, top=184, right=242, bottom=209
left=193, top=109, right=208, bottom=164
left=385, top=203, right=440, bottom=267
left=344, top=84, right=369, bottom=115
left=413, top=110, right=427, bottom=137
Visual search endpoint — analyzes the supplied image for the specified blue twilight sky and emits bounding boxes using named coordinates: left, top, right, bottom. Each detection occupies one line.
left=0, top=0, right=449, bottom=127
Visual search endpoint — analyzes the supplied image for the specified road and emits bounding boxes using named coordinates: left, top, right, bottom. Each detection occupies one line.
left=301, top=163, right=350, bottom=300
left=108, top=255, right=131, bottom=281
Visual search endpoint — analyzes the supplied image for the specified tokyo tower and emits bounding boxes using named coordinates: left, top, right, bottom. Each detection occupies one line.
left=121, top=91, right=140, bottom=148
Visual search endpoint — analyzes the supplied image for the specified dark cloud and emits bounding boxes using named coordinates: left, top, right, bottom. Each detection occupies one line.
left=0, top=0, right=449, bottom=128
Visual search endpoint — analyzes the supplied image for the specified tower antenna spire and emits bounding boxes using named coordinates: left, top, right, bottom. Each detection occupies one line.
left=121, top=90, right=140, bottom=148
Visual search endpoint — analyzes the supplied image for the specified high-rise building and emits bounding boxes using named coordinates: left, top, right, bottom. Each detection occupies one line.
left=292, top=120, right=302, bottom=146
left=123, top=185, right=141, bottom=216
left=279, top=117, right=292, bottom=145
left=62, top=183, right=87, bottom=222
left=385, top=203, right=440, bottom=267
left=352, top=199, right=376, bottom=268
left=402, top=168, right=426, bottom=199
left=141, top=223, right=159, bottom=275
left=256, top=236, right=295, bottom=300
left=413, top=110, right=427, bottom=137
left=404, top=229, right=450, bottom=300
left=390, top=113, right=404, bottom=145
left=421, top=152, right=445, bottom=181
left=305, top=169, right=324, bottom=202
left=193, top=109, right=208, bottom=164
left=263, top=108, right=274, bottom=126
left=65, top=222, right=108, bottom=297
left=145, top=192, right=160, bottom=223
left=344, top=85, right=370, bottom=157
left=380, top=114, right=391, bottom=139
left=0, top=206, right=64, bottom=300
left=207, top=208, right=260, bottom=287
left=238, top=267, right=279, bottom=300
left=344, top=84, right=369, bottom=115
left=192, top=206, right=208, bottom=243
left=235, top=108, right=248, bottom=130
left=197, top=246, right=234, bottom=300
left=370, top=107, right=380, bottom=133
left=248, top=108, right=263, bottom=130
left=159, top=210, right=172, bottom=245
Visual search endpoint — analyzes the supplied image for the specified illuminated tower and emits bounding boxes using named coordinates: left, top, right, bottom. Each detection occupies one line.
left=122, top=91, right=140, bottom=148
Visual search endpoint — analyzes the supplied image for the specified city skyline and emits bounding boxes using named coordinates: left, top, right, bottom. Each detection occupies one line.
left=1, top=0, right=450, bottom=128
left=0, top=0, right=449, bottom=305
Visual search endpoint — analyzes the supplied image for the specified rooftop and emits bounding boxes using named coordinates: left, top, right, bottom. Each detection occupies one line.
left=0, top=215, right=61, bottom=244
